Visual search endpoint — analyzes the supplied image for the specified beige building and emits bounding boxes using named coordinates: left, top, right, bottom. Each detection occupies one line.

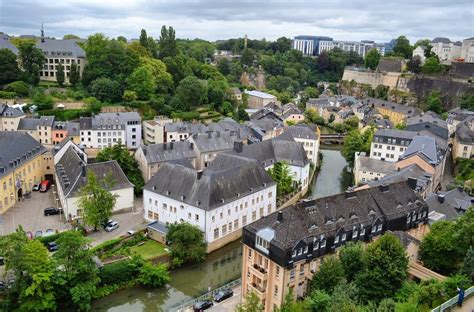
left=245, top=90, right=277, bottom=109
left=430, top=37, right=462, bottom=64
left=143, top=116, right=173, bottom=144
left=461, top=37, right=474, bottom=63
left=452, top=117, right=473, bottom=159
left=0, top=104, right=25, bottom=131
left=17, top=116, right=55, bottom=146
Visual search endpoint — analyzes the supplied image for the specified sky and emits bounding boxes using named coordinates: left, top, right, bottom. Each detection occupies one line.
left=0, top=0, right=473, bottom=43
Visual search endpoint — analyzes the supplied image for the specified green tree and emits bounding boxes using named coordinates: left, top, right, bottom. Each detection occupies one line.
left=63, top=34, right=80, bottom=40
left=139, top=57, right=174, bottom=95
left=56, top=63, right=65, bottom=86
left=139, top=29, right=148, bottom=50
left=459, top=95, right=474, bottom=111
left=462, top=246, right=474, bottom=282
left=340, top=242, right=366, bottom=282
left=407, top=57, right=422, bottom=74
left=167, top=222, right=207, bottom=267
left=422, top=56, right=443, bottom=74
left=18, top=41, right=45, bottom=85
left=96, top=144, right=145, bottom=194
left=126, top=66, right=156, bottom=100
left=304, top=108, right=325, bottom=125
left=6, top=81, right=29, bottom=97
left=365, top=48, right=381, bottom=70
left=78, top=171, right=118, bottom=231
left=159, top=25, right=177, bottom=59
left=304, top=289, right=331, bottom=312
left=172, top=75, right=207, bottom=111
left=457, top=206, right=474, bottom=250
left=236, top=106, right=249, bottom=121
left=240, top=48, right=255, bottom=67
left=355, top=233, right=408, bottom=303
left=395, top=121, right=407, bottom=130
left=374, top=84, right=389, bottom=100
left=342, top=127, right=374, bottom=165
left=235, top=291, right=264, bottom=312
left=138, top=262, right=171, bottom=287
left=69, top=62, right=80, bottom=87
left=0, top=48, right=21, bottom=84
left=392, top=36, right=413, bottom=59
left=343, top=116, right=360, bottom=131
left=123, top=90, right=137, bottom=102
left=310, top=255, right=345, bottom=293
left=267, top=161, right=294, bottom=196
left=90, top=77, right=121, bottom=102
left=424, top=90, right=444, bottom=114
left=54, top=231, right=99, bottom=311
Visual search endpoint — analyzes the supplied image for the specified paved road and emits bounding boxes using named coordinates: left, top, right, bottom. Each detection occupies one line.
left=208, top=286, right=242, bottom=312
left=452, top=295, right=474, bottom=312
left=441, top=151, right=454, bottom=191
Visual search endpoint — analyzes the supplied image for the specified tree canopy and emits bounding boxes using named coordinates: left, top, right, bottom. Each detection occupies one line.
left=167, top=222, right=207, bottom=267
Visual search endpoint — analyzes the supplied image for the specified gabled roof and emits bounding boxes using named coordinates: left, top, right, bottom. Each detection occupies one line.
left=245, top=90, right=277, bottom=99
left=455, top=116, right=474, bottom=144
left=0, top=132, right=45, bottom=179
left=0, top=40, right=19, bottom=55
left=432, top=37, right=451, bottom=44
left=18, top=118, right=40, bottom=130
left=0, top=104, right=24, bottom=118
left=426, top=188, right=473, bottom=221
left=144, top=153, right=275, bottom=211
left=374, top=129, right=417, bottom=141
left=189, top=131, right=235, bottom=153
left=140, top=141, right=198, bottom=164
left=36, top=39, right=86, bottom=58
left=366, top=164, right=432, bottom=192
left=276, top=125, right=318, bottom=141
left=401, top=135, right=442, bottom=165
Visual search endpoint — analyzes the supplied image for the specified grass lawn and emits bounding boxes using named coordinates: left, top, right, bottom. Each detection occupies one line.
left=129, top=239, right=168, bottom=260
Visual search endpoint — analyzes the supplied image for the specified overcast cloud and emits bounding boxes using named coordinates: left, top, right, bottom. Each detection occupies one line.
left=0, top=0, right=473, bottom=43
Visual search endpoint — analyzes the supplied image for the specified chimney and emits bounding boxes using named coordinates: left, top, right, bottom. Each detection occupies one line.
left=81, top=164, right=86, bottom=178
left=277, top=211, right=283, bottom=222
left=407, top=177, right=417, bottom=190
left=170, top=142, right=174, bottom=150
left=379, top=183, right=389, bottom=193
left=197, top=170, right=203, bottom=180
left=190, top=142, right=194, bottom=150
left=437, top=194, right=445, bottom=204
left=234, top=140, right=243, bottom=153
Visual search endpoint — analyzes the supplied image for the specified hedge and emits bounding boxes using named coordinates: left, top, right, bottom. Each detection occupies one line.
left=36, top=230, right=72, bottom=245
left=0, top=91, right=16, bottom=99
left=98, top=258, right=141, bottom=285
left=39, top=109, right=92, bottom=121
left=90, top=237, right=122, bottom=255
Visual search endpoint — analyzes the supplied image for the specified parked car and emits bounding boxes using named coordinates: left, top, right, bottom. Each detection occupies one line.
left=101, top=219, right=114, bottom=229
left=34, top=230, right=43, bottom=238
left=127, top=230, right=136, bottom=236
left=47, top=242, right=58, bottom=252
left=32, top=183, right=40, bottom=191
left=39, top=180, right=51, bottom=193
left=105, top=221, right=119, bottom=232
left=193, top=300, right=213, bottom=312
left=213, top=288, right=233, bottom=302
left=44, top=207, right=60, bottom=216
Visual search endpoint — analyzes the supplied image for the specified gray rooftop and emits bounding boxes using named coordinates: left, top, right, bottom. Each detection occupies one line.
left=455, top=117, right=474, bottom=144
left=0, top=40, right=19, bottom=55
left=406, top=111, right=448, bottom=140
left=141, top=141, right=198, bottom=164
left=0, top=104, right=25, bottom=118
left=189, top=131, right=236, bottom=153
left=363, top=98, right=420, bottom=117
left=426, top=188, right=473, bottom=221
left=276, top=125, right=319, bottom=141
left=367, top=164, right=432, bottom=193
left=357, top=155, right=396, bottom=174
left=91, top=112, right=141, bottom=130
left=0, top=132, right=45, bottom=179
left=401, top=135, right=442, bottom=165
left=144, top=153, right=275, bottom=211
left=18, top=118, right=40, bottom=131
left=374, top=129, right=417, bottom=141
left=432, top=37, right=451, bottom=44
left=36, top=39, right=86, bottom=58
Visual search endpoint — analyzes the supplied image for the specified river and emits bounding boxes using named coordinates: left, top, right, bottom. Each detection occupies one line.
left=93, top=147, right=350, bottom=311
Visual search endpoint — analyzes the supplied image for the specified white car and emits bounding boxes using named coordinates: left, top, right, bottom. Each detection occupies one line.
left=105, top=221, right=119, bottom=232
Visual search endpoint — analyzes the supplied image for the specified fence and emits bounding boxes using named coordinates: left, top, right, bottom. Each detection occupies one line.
left=431, top=286, right=474, bottom=312
left=169, top=278, right=241, bottom=312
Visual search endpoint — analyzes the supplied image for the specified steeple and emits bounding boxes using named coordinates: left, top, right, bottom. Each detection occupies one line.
left=40, top=23, right=45, bottom=43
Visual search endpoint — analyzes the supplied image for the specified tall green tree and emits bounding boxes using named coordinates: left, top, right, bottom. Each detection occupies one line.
left=267, top=161, right=294, bottom=196
left=456, top=206, right=474, bottom=253
left=365, top=48, right=381, bottom=70
left=424, top=90, right=444, bottom=114
left=167, top=222, right=207, bottom=267
left=78, top=171, right=118, bottom=231
left=56, top=63, right=65, bottom=86
left=138, top=262, right=171, bottom=288
left=407, top=56, right=422, bottom=74
left=90, top=77, right=121, bottom=102
left=310, top=255, right=345, bottom=293
left=339, top=242, right=366, bottom=282
left=392, top=36, right=413, bottom=59
left=54, top=231, right=99, bottom=311
left=0, top=48, right=21, bottom=84
left=355, top=233, right=408, bottom=303
left=126, top=66, right=156, bottom=100
left=422, top=56, right=443, bottom=74
left=159, top=25, right=178, bottom=59
left=462, top=246, right=474, bottom=282
left=342, top=127, right=374, bottom=165
left=240, top=48, right=255, bottom=67
left=18, top=41, right=45, bottom=85
left=69, top=62, right=80, bottom=87
left=172, top=75, right=207, bottom=111
left=139, top=29, right=148, bottom=50
left=96, top=144, right=145, bottom=194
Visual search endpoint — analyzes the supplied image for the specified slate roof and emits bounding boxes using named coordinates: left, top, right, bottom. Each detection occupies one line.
left=455, top=117, right=474, bottom=144
left=0, top=40, right=19, bottom=55
left=36, top=39, right=86, bottom=58
left=0, top=132, right=45, bottom=179
left=363, top=98, right=420, bottom=117
left=0, top=104, right=24, bottom=118
left=91, top=112, right=141, bottom=130
left=144, top=153, right=275, bottom=211
left=406, top=111, right=448, bottom=140
left=276, top=125, right=319, bottom=141
left=229, top=87, right=242, bottom=95
left=79, top=117, right=92, bottom=130
left=165, top=122, right=207, bottom=134
left=18, top=118, right=40, bottom=130
left=281, top=105, right=303, bottom=120
left=374, top=129, right=417, bottom=142
left=426, top=188, right=473, bottom=221
left=245, top=181, right=426, bottom=250
left=190, top=131, right=236, bottom=153
left=141, top=141, right=198, bottom=164
left=390, top=230, right=420, bottom=248
left=432, top=37, right=451, bottom=44
left=56, top=147, right=133, bottom=198
left=245, top=90, right=277, bottom=99
left=401, top=135, right=443, bottom=165
left=38, top=116, right=55, bottom=127
left=357, top=156, right=396, bottom=174
left=366, top=164, right=432, bottom=193
left=147, top=221, right=169, bottom=234
left=230, top=138, right=308, bottom=167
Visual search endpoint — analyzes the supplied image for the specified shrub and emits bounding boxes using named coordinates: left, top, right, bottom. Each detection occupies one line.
left=98, top=257, right=143, bottom=285
left=5, top=81, right=29, bottom=97
left=0, top=91, right=16, bottom=99
left=138, top=262, right=170, bottom=287
left=90, top=237, right=122, bottom=255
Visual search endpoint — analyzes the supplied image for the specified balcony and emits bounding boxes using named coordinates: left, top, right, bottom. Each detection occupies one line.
left=249, top=263, right=268, bottom=281
left=248, top=282, right=266, bottom=299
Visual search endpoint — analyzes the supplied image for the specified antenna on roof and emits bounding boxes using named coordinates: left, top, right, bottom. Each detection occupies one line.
left=40, top=23, right=45, bottom=43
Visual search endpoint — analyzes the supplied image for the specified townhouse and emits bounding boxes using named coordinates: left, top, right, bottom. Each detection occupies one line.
left=430, top=37, right=462, bottom=64
left=426, top=188, right=473, bottom=223
left=79, top=112, right=142, bottom=149
left=275, top=125, right=320, bottom=165
left=187, top=131, right=236, bottom=169
left=17, top=116, right=55, bottom=145
left=366, top=98, right=420, bottom=125
left=241, top=181, right=429, bottom=311
left=452, top=116, right=474, bottom=160
left=143, top=153, right=277, bottom=252
left=0, top=104, right=25, bottom=131
left=0, top=132, right=53, bottom=213
left=370, top=129, right=416, bottom=162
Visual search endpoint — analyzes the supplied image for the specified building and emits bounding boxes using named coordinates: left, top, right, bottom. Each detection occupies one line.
left=0, top=104, right=25, bottom=131
left=241, top=181, right=429, bottom=311
left=292, top=36, right=333, bottom=56
left=187, top=131, right=236, bottom=169
left=275, top=125, right=320, bottom=164
left=460, top=37, right=474, bottom=63
left=143, top=153, right=277, bottom=252
left=17, top=116, right=55, bottom=145
left=135, top=141, right=198, bottom=182
left=354, top=152, right=396, bottom=184
left=51, top=121, right=80, bottom=145
left=365, top=97, right=420, bottom=125
left=229, top=87, right=243, bottom=102
left=426, top=188, right=473, bottom=222
left=245, top=90, right=277, bottom=109
left=412, top=46, right=427, bottom=64
left=280, top=104, right=305, bottom=124
left=430, top=37, right=462, bottom=64
left=247, top=118, right=285, bottom=141
left=37, top=39, right=87, bottom=83
left=452, top=116, right=474, bottom=159
left=54, top=145, right=134, bottom=220
left=370, top=129, right=416, bottom=162
left=79, top=112, right=142, bottom=149
left=446, top=108, right=474, bottom=135
left=0, top=132, right=52, bottom=213
left=143, top=117, right=208, bottom=145
left=143, top=116, right=173, bottom=144
left=406, top=112, right=448, bottom=142
left=231, top=138, right=311, bottom=191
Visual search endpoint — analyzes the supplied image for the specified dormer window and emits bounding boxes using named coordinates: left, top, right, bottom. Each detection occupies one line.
left=292, top=250, right=297, bottom=257
left=313, top=241, right=319, bottom=251
left=360, top=227, right=365, bottom=236
left=352, top=230, right=358, bottom=238
left=377, top=224, right=382, bottom=232
left=334, top=235, right=339, bottom=244
left=341, top=233, right=346, bottom=241
left=255, top=228, right=274, bottom=255
left=407, top=212, right=411, bottom=223
left=303, top=246, right=308, bottom=254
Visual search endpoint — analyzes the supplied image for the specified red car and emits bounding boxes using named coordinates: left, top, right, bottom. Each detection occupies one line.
left=39, top=180, right=51, bottom=192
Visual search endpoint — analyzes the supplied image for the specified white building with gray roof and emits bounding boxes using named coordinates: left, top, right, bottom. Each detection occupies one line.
left=143, top=153, right=277, bottom=252
left=0, top=104, right=25, bottom=131
left=370, top=129, right=417, bottom=162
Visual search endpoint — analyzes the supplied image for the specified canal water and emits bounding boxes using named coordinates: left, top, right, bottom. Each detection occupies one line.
left=93, top=147, right=350, bottom=311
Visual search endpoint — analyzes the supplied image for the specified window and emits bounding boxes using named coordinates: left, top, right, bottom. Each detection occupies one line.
left=220, top=212, right=223, bottom=219
left=298, top=248, right=302, bottom=255
left=228, top=222, right=232, bottom=232
left=242, top=215, right=247, bottom=225
left=289, top=268, right=295, bottom=281
left=234, top=219, right=238, bottom=229
left=303, top=246, right=308, bottom=253
left=320, top=239, right=326, bottom=248
left=299, top=264, right=305, bottom=276
left=274, top=285, right=278, bottom=297
left=352, top=230, right=358, bottom=238
left=372, top=225, right=377, bottom=233
left=334, top=235, right=339, bottom=244
left=222, top=224, right=227, bottom=236
left=188, top=212, right=191, bottom=219
left=360, top=227, right=365, bottom=236
left=212, top=215, right=215, bottom=222
left=267, top=204, right=272, bottom=214
left=256, top=236, right=270, bottom=250
left=148, top=210, right=153, bottom=219
left=259, top=207, right=263, bottom=217
left=214, top=228, right=219, bottom=240
left=341, top=233, right=346, bottom=241
left=407, top=213, right=411, bottom=223
left=248, top=249, right=252, bottom=259
left=292, top=249, right=297, bottom=257
left=377, top=224, right=382, bottom=231
left=252, top=211, right=257, bottom=221
left=162, top=203, right=167, bottom=210
left=276, top=266, right=280, bottom=277
left=228, top=209, right=231, bottom=216
left=195, top=214, right=199, bottom=221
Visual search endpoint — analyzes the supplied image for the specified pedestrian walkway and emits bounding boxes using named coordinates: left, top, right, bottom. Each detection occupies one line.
left=452, top=296, right=474, bottom=312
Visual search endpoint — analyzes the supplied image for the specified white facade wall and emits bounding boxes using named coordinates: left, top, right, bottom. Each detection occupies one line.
left=166, top=131, right=190, bottom=143
left=264, top=162, right=310, bottom=189
left=293, top=137, right=319, bottom=165
left=461, top=39, right=474, bottom=62
left=412, top=46, right=427, bottom=64
left=318, top=40, right=334, bottom=54
left=370, top=142, right=408, bottom=162
left=125, top=123, right=141, bottom=149
left=293, top=39, right=314, bottom=56
left=143, top=184, right=277, bottom=244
